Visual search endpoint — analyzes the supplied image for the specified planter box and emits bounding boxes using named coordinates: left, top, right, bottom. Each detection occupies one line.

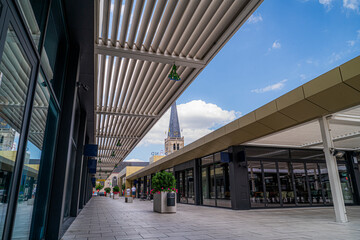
left=125, top=197, right=133, bottom=203
left=113, top=193, right=119, bottom=199
left=153, top=192, right=176, bottom=213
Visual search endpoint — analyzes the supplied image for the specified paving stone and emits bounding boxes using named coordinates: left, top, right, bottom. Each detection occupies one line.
left=64, top=196, right=360, bottom=240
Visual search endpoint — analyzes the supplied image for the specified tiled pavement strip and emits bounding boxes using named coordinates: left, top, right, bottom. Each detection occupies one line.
left=62, top=196, right=360, bottom=240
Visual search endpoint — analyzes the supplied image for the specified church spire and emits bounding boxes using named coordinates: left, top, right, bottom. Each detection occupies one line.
left=168, top=102, right=181, bottom=138
left=164, top=102, right=184, bottom=155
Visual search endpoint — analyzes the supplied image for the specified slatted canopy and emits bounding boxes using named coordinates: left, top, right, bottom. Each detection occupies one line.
left=94, top=0, right=263, bottom=178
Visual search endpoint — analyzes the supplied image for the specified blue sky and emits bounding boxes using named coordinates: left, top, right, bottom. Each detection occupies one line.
left=124, top=0, right=360, bottom=162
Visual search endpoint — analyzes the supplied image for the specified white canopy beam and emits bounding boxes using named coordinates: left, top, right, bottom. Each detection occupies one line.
left=96, top=111, right=158, bottom=119
left=95, top=45, right=206, bottom=69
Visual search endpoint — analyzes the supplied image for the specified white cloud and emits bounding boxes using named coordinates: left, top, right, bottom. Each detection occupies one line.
left=248, top=13, right=263, bottom=24
left=347, top=40, right=356, bottom=46
left=343, top=0, right=360, bottom=10
left=319, top=0, right=333, bottom=5
left=300, top=74, right=307, bottom=81
left=328, top=52, right=342, bottom=64
left=251, top=79, right=287, bottom=93
left=272, top=40, right=281, bottom=49
left=124, top=158, right=145, bottom=162
left=319, top=0, right=333, bottom=9
left=138, top=100, right=239, bottom=146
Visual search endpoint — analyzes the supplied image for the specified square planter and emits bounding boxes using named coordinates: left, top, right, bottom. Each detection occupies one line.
left=113, top=193, right=119, bottom=199
left=153, top=192, right=176, bottom=213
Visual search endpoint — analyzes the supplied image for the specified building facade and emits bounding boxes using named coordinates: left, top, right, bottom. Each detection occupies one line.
left=0, top=0, right=94, bottom=239
left=135, top=145, right=360, bottom=210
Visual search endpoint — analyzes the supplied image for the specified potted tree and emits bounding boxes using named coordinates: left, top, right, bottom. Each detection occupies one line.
left=95, top=184, right=103, bottom=195
left=104, top=187, right=111, bottom=197
left=113, top=185, right=120, bottom=199
left=151, top=171, right=177, bottom=213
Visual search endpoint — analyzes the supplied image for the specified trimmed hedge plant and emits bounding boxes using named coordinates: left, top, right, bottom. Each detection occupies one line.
left=113, top=185, right=120, bottom=193
left=151, top=171, right=176, bottom=194
left=104, top=187, right=111, bottom=193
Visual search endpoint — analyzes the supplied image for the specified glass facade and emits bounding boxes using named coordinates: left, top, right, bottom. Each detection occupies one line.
left=0, top=0, right=74, bottom=238
left=173, top=146, right=359, bottom=210
left=246, top=147, right=356, bottom=208
left=0, top=24, right=32, bottom=236
left=200, top=152, right=231, bottom=208
left=176, top=169, right=194, bottom=204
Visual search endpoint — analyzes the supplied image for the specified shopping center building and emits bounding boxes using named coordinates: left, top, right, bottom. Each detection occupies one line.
left=127, top=57, right=360, bottom=214
left=0, top=0, right=359, bottom=239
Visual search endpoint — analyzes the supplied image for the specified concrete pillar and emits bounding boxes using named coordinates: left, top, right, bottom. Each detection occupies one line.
left=228, top=146, right=250, bottom=210
left=319, top=116, right=348, bottom=223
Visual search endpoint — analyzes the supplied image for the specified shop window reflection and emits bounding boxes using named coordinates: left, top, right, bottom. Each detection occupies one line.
left=248, top=161, right=265, bottom=208
left=263, top=162, right=280, bottom=207
left=292, top=162, right=310, bottom=206
left=306, top=163, right=324, bottom=205
left=0, top=25, right=31, bottom=237
left=338, top=163, right=354, bottom=204
left=13, top=73, right=51, bottom=239
left=278, top=162, right=295, bottom=206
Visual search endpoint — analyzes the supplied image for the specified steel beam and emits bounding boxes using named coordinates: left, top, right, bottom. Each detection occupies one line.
left=96, top=110, right=158, bottom=118
left=95, top=44, right=206, bottom=69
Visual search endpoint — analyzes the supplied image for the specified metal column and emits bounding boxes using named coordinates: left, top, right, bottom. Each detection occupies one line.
left=319, top=116, right=348, bottom=223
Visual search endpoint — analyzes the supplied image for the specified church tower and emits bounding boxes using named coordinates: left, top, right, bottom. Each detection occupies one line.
left=165, top=102, right=184, bottom=155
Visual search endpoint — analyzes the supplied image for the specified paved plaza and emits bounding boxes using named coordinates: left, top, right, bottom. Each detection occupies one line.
left=62, top=197, right=360, bottom=240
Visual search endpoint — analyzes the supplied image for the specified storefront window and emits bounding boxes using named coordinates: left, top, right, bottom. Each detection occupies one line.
left=0, top=25, right=32, bottom=236
left=306, top=162, right=324, bottom=205
left=187, top=169, right=194, bottom=204
left=12, top=73, right=52, bottom=238
left=278, top=162, right=295, bottom=206
left=292, top=162, right=310, bottom=206
left=214, top=163, right=231, bottom=208
left=338, top=163, right=354, bottom=204
left=16, top=0, right=50, bottom=50
left=263, top=162, right=280, bottom=207
left=201, top=163, right=215, bottom=207
left=179, top=171, right=186, bottom=203
left=319, top=163, right=332, bottom=204
left=248, top=161, right=264, bottom=207
left=41, top=0, right=68, bottom=102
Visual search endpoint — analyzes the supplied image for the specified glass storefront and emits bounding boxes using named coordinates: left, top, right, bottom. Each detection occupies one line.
left=0, top=0, right=67, bottom=238
left=201, top=152, right=231, bottom=208
left=177, top=169, right=194, bottom=204
left=0, top=24, right=32, bottom=236
left=246, top=147, right=356, bottom=208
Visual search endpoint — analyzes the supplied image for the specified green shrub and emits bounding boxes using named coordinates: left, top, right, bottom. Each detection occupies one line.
left=151, top=171, right=176, bottom=194
left=113, top=185, right=120, bottom=193
left=104, top=187, right=111, bottom=193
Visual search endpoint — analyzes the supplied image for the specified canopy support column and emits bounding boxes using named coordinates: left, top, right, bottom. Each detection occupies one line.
left=319, top=116, right=348, bottom=223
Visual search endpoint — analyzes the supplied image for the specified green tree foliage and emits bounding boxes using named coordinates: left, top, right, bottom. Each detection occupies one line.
left=104, top=187, right=111, bottom=193
left=113, top=185, right=120, bottom=193
left=95, top=184, right=103, bottom=191
left=151, top=171, right=176, bottom=193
